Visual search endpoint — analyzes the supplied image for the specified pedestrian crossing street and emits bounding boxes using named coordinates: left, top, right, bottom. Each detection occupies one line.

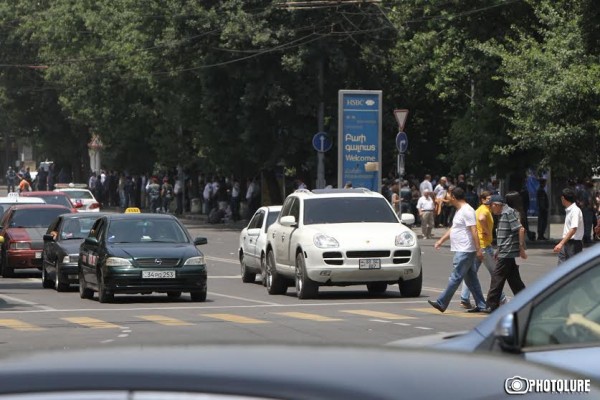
left=0, top=307, right=485, bottom=331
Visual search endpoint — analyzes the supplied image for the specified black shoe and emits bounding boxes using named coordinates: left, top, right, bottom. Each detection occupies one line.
left=538, top=236, right=547, bottom=240
left=428, top=300, right=446, bottom=313
left=459, top=300, right=472, bottom=309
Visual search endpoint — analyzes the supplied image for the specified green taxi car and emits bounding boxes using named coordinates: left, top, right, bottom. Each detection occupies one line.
left=78, top=213, right=208, bottom=303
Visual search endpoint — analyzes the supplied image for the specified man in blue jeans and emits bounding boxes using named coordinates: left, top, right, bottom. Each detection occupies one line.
left=428, top=187, right=486, bottom=313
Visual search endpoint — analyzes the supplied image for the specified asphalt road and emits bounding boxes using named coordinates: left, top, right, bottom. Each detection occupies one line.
left=0, top=219, right=565, bottom=358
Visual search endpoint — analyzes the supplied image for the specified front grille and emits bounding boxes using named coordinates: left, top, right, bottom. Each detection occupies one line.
left=346, top=250, right=390, bottom=258
left=393, top=250, right=412, bottom=264
left=323, top=251, right=343, bottom=265
left=134, top=258, right=181, bottom=268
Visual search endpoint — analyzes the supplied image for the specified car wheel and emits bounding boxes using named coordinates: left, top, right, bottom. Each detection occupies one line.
left=97, top=271, right=114, bottom=303
left=240, top=253, right=256, bottom=283
left=190, top=288, right=207, bottom=302
left=366, top=282, right=388, bottom=294
left=260, top=253, right=267, bottom=287
left=54, top=261, right=69, bottom=292
left=266, top=250, right=287, bottom=295
left=167, top=291, right=182, bottom=299
left=1, top=249, right=14, bottom=278
left=41, top=262, right=53, bottom=289
left=79, top=269, right=94, bottom=300
left=399, top=269, right=422, bottom=297
left=295, top=252, right=318, bottom=299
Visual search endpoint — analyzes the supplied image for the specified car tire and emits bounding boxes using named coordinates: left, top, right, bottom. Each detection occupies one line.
left=54, top=261, right=69, bottom=292
left=295, top=252, right=318, bottom=299
left=41, top=262, right=53, bottom=289
left=97, top=271, right=114, bottom=303
left=240, top=253, right=256, bottom=283
left=266, top=250, right=287, bottom=295
left=79, top=269, right=94, bottom=300
left=260, top=253, right=267, bottom=287
left=167, top=291, right=182, bottom=299
left=399, top=269, right=422, bottom=297
left=190, top=288, right=207, bottom=302
left=366, top=282, right=388, bottom=294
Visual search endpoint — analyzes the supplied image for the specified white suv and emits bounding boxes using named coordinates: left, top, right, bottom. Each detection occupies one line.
left=265, top=188, right=422, bottom=299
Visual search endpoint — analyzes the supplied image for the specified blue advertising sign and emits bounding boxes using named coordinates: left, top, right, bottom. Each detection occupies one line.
left=396, top=131, right=408, bottom=153
left=312, top=131, right=332, bottom=153
left=338, top=90, right=382, bottom=192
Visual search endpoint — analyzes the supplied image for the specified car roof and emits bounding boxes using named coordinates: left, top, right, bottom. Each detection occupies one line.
left=58, top=212, right=114, bottom=220
left=0, top=196, right=45, bottom=204
left=100, top=213, right=179, bottom=221
left=54, top=188, right=92, bottom=193
left=261, top=205, right=282, bottom=212
left=290, top=188, right=385, bottom=199
left=7, top=204, right=73, bottom=211
left=22, top=191, right=69, bottom=196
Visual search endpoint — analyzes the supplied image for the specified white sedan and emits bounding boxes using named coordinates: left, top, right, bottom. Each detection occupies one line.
left=239, top=205, right=282, bottom=285
left=54, top=187, right=101, bottom=212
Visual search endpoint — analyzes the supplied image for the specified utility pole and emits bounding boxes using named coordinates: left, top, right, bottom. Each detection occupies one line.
left=316, top=56, right=326, bottom=189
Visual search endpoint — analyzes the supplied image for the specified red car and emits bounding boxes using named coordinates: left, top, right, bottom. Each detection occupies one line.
left=21, top=191, right=79, bottom=213
left=0, top=204, right=73, bottom=277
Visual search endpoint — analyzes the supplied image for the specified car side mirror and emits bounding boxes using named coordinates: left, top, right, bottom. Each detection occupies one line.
left=43, top=234, right=55, bottom=242
left=494, top=313, right=521, bottom=353
left=194, top=237, right=208, bottom=246
left=280, top=215, right=297, bottom=227
left=400, top=213, right=415, bottom=226
left=84, top=237, right=99, bottom=246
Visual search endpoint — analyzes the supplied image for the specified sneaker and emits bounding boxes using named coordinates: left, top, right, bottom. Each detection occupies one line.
left=459, top=300, right=472, bottom=309
left=427, top=300, right=446, bottom=313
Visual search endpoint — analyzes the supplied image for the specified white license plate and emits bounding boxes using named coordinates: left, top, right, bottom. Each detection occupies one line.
left=35, top=252, right=42, bottom=259
left=359, top=259, right=381, bottom=269
left=142, top=270, right=176, bottom=279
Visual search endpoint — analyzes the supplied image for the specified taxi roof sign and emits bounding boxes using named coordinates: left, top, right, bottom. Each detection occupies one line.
left=125, top=207, right=141, bottom=213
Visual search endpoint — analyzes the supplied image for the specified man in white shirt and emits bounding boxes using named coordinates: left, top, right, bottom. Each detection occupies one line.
left=554, top=187, right=584, bottom=264
left=419, top=174, right=433, bottom=195
left=428, top=187, right=486, bottom=313
left=417, top=191, right=435, bottom=239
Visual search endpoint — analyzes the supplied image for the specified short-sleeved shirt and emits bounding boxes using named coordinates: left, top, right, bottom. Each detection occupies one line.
left=496, top=205, right=522, bottom=258
left=450, top=203, right=477, bottom=252
left=563, top=203, right=584, bottom=240
left=417, top=196, right=435, bottom=212
left=476, top=204, right=494, bottom=248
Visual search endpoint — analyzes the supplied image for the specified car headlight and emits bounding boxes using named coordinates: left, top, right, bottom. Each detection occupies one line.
left=395, top=231, right=415, bottom=247
left=105, top=257, right=132, bottom=267
left=313, top=233, right=339, bottom=248
left=184, top=256, right=205, bottom=265
left=9, top=242, right=31, bottom=250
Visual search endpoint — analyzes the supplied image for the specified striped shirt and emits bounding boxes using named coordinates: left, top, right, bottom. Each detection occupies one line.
left=496, top=205, right=522, bottom=258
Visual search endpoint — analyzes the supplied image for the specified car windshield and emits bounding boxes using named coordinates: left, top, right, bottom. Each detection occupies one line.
left=303, top=197, right=398, bottom=224
left=106, top=219, right=189, bottom=244
left=59, top=216, right=100, bottom=240
left=38, top=195, right=72, bottom=208
left=10, top=208, right=69, bottom=228
left=62, top=190, right=93, bottom=199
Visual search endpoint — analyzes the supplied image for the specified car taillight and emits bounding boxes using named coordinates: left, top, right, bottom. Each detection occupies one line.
left=10, top=241, right=31, bottom=250
left=89, top=202, right=101, bottom=210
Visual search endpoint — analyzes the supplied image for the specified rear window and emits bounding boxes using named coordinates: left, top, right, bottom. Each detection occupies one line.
left=9, top=208, right=70, bottom=228
left=39, top=195, right=72, bottom=208
left=303, top=197, right=398, bottom=225
left=62, top=190, right=93, bottom=199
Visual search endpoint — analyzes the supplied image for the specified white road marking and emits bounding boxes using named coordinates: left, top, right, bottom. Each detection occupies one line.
left=394, top=322, right=412, bottom=326
left=208, top=275, right=242, bottom=279
left=208, top=292, right=280, bottom=305
left=369, top=319, right=392, bottom=323
left=415, top=326, right=433, bottom=330
left=0, top=294, right=57, bottom=311
left=100, top=339, right=114, bottom=344
left=205, top=256, right=239, bottom=265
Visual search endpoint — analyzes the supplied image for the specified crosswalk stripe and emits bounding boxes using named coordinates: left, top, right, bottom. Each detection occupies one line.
left=62, top=317, right=122, bottom=329
left=274, top=312, right=343, bottom=322
left=137, top=315, right=194, bottom=326
left=0, top=319, right=44, bottom=331
left=409, top=308, right=485, bottom=318
left=201, top=314, right=269, bottom=324
left=341, top=310, right=416, bottom=320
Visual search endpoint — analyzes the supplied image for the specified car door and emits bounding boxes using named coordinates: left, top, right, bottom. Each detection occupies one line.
left=80, top=218, right=106, bottom=287
left=520, top=260, right=600, bottom=377
left=243, top=210, right=263, bottom=269
left=43, top=217, right=62, bottom=274
left=276, top=197, right=299, bottom=274
left=273, top=198, right=293, bottom=268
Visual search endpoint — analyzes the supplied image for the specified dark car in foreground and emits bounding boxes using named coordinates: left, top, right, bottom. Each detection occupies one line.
left=0, top=204, right=73, bottom=277
left=391, top=244, right=600, bottom=380
left=78, top=213, right=208, bottom=303
left=42, top=212, right=113, bottom=291
left=0, top=345, right=596, bottom=399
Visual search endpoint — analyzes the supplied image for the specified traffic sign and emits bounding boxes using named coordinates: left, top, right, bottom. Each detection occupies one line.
left=394, top=109, right=409, bottom=131
left=396, top=131, right=408, bottom=153
left=312, top=131, right=332, bottom=153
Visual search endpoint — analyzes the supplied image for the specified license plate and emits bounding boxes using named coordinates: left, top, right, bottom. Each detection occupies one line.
left=359, top=259, right=381, bottom=269
left=35, top=252, right=42, bottom=259
left=142, top=270, right=176, bottom=279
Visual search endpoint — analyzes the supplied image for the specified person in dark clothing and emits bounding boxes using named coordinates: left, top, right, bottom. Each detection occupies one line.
left=536, top=178, right=549, bottom=240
